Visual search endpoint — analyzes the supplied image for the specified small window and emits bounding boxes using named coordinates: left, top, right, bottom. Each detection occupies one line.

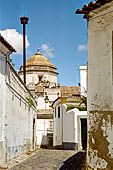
left=58, top=106, right=60, bottom=118
left=39, top=75, right=43, bottom=82
left=55, top=107, right=56, bottom=118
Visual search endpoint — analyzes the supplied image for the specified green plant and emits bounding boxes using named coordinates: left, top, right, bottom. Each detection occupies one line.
left=26, top=96, right=36, bottom=109
left=8, top=56, right=15, bottom=67
left=66, top=105, right=76, bottom=112
left=76, top=105, right=87, bottom=111
left=79, top=95, right=87, bottom=109
left=66, top=105, right=87, bottom=112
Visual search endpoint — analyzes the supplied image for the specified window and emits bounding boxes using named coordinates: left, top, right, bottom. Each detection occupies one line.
left=39, top=75, right=43, bottom=82
left=58, top=106, right=60, bottom=118
left=55, top=107, right=56, bottom=118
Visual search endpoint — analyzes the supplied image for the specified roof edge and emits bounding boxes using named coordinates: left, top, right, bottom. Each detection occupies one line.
left=0, top=34, right=16, bottom=52
left=75, top=0, right=112, bottom=19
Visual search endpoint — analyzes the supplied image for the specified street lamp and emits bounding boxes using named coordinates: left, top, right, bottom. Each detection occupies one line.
left=44, top=95, right=49, bottom=103
left=20, top=16, right=29, bottom=84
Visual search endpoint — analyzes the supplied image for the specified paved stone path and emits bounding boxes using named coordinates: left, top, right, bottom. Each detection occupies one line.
left=8, top=149, right=77, bottom=170
left=59, top=151, right=86, bottom=170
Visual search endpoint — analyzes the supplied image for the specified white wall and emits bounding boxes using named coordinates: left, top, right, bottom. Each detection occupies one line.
left=63, top=107, right=87, bottom=144
left=53, top=100, right=87, bottom=149
left=0, top=46, right=37, bottom=166
left=63, top=106, right=76, bottom=143
left=36, top=96, right=46, bottom=110
left=36, top=119, right=50, bottom=146
left=6, top=65, right=37, bottom=161
left=20, top=71, right=58, bottom=86
left=0, top=51, right=6, bottom=141
left=53, top=103, right=62, bottom=147
left=79, top=66, right=87, bottom=96
left=36, top=88, right=60, bottom=110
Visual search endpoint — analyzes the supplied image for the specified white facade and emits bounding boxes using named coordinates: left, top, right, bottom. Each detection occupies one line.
left=0, top=36, right=37, bottom=167
left=79, top=66, right=87, bottom=96
left=36, top=119, right=53, bottom=146
left=20, top=71, right=58, bottom=88
left=18, top=49, right=59, bottom=147
left=53, top=98, right=87, bottom=150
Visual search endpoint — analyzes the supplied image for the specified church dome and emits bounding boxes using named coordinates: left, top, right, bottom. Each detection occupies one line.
left=19, top=48, right=58, bottom=75
left=26, top=48, right=56, bottom=68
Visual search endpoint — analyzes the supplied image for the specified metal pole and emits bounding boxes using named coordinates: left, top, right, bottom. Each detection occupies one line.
left=20, top=16, right=29, bottom=84
left=23, top=23, right=26, bottom=84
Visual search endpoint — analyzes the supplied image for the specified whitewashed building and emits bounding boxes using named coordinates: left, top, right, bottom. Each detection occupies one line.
left=0, top=35, right=37, bottom=167
left=18, top=48, right=83, bottom=148
left=52, top=96, right=87, bottom=150
left=79, top=66, right=87, bottom=96
left=19, top=49, right=60, bottom=147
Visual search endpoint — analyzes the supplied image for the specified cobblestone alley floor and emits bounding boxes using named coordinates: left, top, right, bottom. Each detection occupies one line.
left=7, top=148, right=82, bottom=170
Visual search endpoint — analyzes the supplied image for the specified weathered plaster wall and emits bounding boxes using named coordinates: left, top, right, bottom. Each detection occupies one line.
left=88, top=2, right=113, bottom=169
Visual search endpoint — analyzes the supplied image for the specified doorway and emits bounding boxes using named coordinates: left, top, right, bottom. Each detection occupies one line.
left=81, top=118, right=87, bottom=150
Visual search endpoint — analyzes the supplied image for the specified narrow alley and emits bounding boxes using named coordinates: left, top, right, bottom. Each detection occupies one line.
left=6, top=149, right=86, bottom=170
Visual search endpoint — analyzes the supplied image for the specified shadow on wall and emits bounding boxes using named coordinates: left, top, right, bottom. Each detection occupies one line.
left=41, top=135, right=48, bottom=148
left=59, top=151, right=86, bottom=170
left=41, top=134, right=53, bottom=149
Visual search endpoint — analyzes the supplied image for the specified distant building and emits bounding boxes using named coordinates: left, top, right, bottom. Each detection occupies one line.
left=52, top=96, right=87, bottom=150
left=19, top=49, right=60, bottom=147
left=51, top=65, right=88, bottom=150
left=19, top=50, right=81, bottom=148
left=79, top=66, right=87, bottom=96
left=0, top=35, right=37, bottom=167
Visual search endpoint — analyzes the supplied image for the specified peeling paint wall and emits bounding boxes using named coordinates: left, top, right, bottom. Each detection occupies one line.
left=88, top=1, right=113, bottom=169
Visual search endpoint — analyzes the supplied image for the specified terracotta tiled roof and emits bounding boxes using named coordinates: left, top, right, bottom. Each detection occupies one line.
left=0, top=34, right=16, bottom=52
left=75, top=0, right=112, bottom=18
left=60, top=86, right=80, bottom=97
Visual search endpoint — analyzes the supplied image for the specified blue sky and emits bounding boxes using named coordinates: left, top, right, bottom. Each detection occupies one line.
left=0, top=0, right=91, bottom=86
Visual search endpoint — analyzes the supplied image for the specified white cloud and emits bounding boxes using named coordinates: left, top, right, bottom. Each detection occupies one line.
left=0, top=29, right=30, bottom=55
left=41, top=43, right=55, bottom=58
left=78, top=44, right=87, bottom=51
